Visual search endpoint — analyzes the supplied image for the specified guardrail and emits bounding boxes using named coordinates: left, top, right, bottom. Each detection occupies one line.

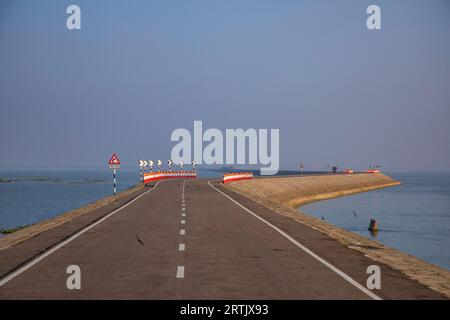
left=223, top=172, right=254, bottom=184
left=144, top=171, right=197, bottom=184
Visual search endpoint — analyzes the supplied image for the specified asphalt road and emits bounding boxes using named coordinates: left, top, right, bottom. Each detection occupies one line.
left=0, top=179, right=445, bottom=299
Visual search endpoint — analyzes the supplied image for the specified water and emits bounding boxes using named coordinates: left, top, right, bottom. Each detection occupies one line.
left=0, top=170, right=136, bottom=231
left=300, top=172, right=450, bottom=271
left=0, top=168, right=221, bottom=231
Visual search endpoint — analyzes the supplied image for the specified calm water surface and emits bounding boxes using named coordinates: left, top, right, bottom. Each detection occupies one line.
left=300, top=172, right=450, bottom=271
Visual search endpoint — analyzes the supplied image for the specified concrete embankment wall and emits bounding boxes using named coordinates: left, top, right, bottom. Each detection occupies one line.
left=227, top=173, right=400, bottom=209
left=225, top=173, right=450, bottom=298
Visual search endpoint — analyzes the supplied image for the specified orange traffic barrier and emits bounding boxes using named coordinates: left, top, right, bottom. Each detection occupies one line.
left=223, top=172, right=253, bottom=184
left=143, top=171, right=197, bottom=184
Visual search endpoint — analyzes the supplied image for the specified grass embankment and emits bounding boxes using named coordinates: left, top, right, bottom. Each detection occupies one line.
left=0, top=225, right=31, bottom=234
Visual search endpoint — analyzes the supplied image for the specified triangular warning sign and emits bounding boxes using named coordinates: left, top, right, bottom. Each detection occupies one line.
left=108, top=154, right=120, bottom=165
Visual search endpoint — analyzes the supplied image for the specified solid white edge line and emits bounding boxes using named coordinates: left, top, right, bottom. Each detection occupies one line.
left=208, top=180, right=382, bottom=300
left=0, top=181, right=162, bottom=288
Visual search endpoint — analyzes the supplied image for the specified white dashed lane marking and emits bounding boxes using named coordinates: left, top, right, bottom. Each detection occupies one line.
left=177, top=180, right=187, bottom=279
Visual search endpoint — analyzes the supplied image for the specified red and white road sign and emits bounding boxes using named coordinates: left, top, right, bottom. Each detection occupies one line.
left=108, top=154, right=121, bottom=169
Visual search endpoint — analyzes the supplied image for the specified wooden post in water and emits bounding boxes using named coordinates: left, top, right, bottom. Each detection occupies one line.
left=368, top=219, right=378, bottom=234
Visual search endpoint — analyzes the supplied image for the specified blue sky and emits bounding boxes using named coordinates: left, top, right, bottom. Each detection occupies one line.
left=0, top=0, right=449, bottom=171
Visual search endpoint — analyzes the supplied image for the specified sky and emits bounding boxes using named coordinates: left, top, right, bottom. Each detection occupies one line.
left=0, top=0, right=449, bottom=172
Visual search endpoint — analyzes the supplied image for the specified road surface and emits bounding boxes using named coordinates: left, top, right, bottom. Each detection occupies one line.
left=0, top=179, right=445, bottom=299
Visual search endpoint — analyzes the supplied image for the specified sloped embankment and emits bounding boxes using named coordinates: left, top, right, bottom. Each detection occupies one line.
left=228, top=173, right=400, bottom=208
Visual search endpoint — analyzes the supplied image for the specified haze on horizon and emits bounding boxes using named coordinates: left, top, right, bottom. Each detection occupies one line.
left=1, top=0, right=449, bottom=172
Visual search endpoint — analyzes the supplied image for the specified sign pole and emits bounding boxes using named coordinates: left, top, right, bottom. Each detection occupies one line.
left=157, top=160, right=162, bottom=172
left=108, top=153, right=121, bottom=196
left=113, top=168, right=117, bottom=195
left=149, top=160, right=154, bottom=173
